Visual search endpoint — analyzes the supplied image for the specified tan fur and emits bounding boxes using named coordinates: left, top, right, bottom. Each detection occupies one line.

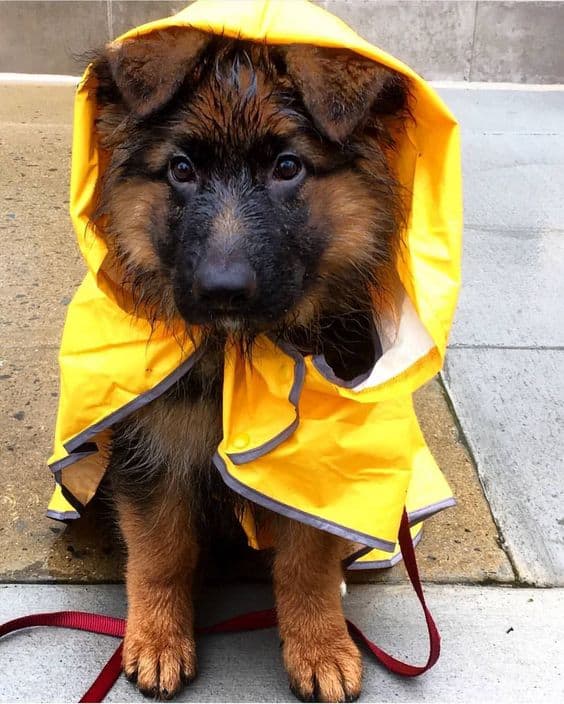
left=131, top=382, right=222, bottom=480
left=307, top=172, right=382, bottom=276
left=98, top=176, right=180, bottom=325
left=107, top=179, right=168, bottom=270
left=292, top=160, right=400, bottom=326
left=118, top=491, right=199, bottom=698
left=273, top=517, right=362, bottom=701
left=210, top=192, right=244, bottom=248
left=181, top=62, right=298, bottom=144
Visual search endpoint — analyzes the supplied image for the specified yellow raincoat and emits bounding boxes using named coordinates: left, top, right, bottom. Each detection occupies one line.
left=48, top=0, right=462, bottom=569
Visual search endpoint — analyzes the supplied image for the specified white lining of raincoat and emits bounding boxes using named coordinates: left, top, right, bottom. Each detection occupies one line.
left=304, top=293, right=436, bottom=392
left=354, top=294, right=435, bottom=391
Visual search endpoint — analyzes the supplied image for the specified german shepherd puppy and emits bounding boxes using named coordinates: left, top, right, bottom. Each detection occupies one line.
left=91, top=28, right=408, bottom=702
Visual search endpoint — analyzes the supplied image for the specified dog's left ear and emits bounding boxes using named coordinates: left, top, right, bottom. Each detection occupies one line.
left=97, top=28, right=210, bottom=117
left=282, top=45, right=408, bottom=142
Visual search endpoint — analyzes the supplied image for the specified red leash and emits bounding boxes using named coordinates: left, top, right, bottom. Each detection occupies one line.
left=0, top=510, right=439, bottom=702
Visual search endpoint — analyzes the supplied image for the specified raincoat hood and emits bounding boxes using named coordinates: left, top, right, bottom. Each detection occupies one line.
left=48, top=0, right=462, bottom=569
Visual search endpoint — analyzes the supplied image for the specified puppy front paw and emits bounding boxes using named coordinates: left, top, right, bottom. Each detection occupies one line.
left=283, top=632, right=362, bottom=702
left=123, top=624, right=197, bottom=700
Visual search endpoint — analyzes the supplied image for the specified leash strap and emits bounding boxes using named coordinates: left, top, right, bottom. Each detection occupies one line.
left=346, top=510, right=441, bottom=676
left=0, top=510, right=439, bottom=701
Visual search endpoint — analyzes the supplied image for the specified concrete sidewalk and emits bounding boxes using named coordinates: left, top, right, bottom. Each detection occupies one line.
left=1, top=584, right=563, bottom=703
left=437, top=86, right=564, bottom=587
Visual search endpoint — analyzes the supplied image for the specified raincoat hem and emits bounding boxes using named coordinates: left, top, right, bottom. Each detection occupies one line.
left=213, top=452, right=397, bottom=553
left=343, top=497, right=456, bottom=570
left=46, top=509, right=81, bottom=521
left=346, top=529, right=424, bottom=571
left=49, top=443, right=98, bottom=474
left=60, top=480, right=85, bottom=512
left=279, top=342, right=307, bottom=406
left=54, top=350, right=201, bottom=461
left=408, top=497, right=457, bottom=526
left=46, top=472, right=88, bottom=522
left=228, top=418, right=300, bottom=465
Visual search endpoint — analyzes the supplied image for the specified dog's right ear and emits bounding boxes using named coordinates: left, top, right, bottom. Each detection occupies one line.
left=282, top=44, right=408, bottom=143
left=91, top=28, right=209, bottom=118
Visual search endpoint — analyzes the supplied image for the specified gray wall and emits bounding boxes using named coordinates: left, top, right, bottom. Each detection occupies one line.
left=1, top=1, right=563, bottom=82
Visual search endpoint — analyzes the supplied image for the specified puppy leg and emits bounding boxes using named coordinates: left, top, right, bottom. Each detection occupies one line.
left=117, top=492, right=198, bottom=699
left=273, top=519, right=362, bottom=702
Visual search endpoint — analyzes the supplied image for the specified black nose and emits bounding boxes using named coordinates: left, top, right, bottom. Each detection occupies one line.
left=193, top=254, right=257, bottom=307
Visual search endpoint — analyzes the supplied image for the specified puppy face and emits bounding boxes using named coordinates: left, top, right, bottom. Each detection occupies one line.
left=92, top=30, right=408, bottom=337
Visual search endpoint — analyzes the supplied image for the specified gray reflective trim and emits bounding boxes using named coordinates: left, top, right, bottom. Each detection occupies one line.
left=48, top=444, right=98, bottom=474
left=346, top=529, right=424, bottom=571
left=61, top=349, right=201, bottom=454
left=344, top=497, right=456, bottom=570
left=47, top=351, right=200, bottom=513
left=45, top=472, right=83, bottom=522
left=312, top=355, right=372, bottom=388
left=213, top=452, right=397, bottom=553
left=46, top=509, right=81, bottom=522
left=272, top=340, right=306, bottom=407
left=226, top=342, right=305, bottom=465
left=228, top=418, right=299, bottom=465
left=408, top=497, right=457, bottom=525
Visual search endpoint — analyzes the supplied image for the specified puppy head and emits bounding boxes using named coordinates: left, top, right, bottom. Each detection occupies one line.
left=90, top=29, right=409, bottom=339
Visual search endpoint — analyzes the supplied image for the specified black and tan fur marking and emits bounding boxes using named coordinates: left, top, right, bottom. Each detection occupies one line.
left=91, top=27, right=410, bottom=702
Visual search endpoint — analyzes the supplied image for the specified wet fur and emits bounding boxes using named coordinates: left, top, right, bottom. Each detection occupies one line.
left=91, top=34, right=407, bottom=348
left=93, top=29, right=409, bottom=702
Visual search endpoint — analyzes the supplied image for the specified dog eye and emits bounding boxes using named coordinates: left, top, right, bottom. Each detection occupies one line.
left=272, top=154, right=303, bottom=181
left=169, top=156, right=196, bottom=183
